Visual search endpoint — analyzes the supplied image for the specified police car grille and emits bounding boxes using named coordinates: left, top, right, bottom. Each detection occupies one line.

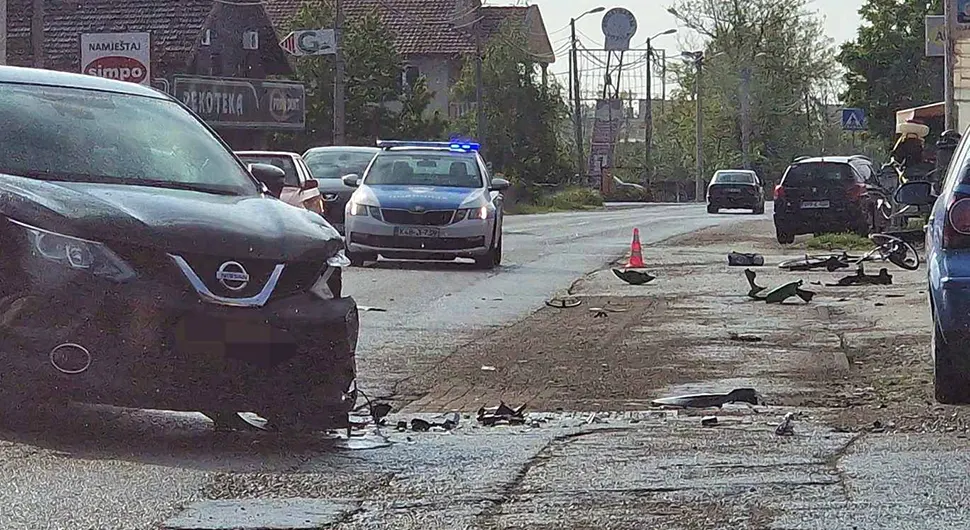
left=381, top=209, right=455, bottom=226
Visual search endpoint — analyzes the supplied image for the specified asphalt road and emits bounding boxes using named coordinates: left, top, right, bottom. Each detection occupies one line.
left=346, top=204, right=751, bottom=398
left=0, top=204, right=764, bottom=530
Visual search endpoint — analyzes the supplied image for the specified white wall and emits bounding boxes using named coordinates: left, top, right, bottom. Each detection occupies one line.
left=408, top=56, right=453, bottom=115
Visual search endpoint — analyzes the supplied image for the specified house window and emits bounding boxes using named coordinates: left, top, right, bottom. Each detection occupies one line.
left=401, top=64, right=420, bottom=92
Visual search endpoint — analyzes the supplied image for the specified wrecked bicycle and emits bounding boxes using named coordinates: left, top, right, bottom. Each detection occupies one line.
left=777, top=233, right=921, bottom=272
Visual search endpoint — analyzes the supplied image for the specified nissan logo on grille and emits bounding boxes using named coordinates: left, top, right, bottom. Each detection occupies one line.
left=215, top=261, right=250, bottom=291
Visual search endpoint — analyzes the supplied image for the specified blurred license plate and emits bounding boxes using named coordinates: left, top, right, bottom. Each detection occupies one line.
left=801, top=200, right=830, bottom=209
left=395, top=226, right=440, bottom=237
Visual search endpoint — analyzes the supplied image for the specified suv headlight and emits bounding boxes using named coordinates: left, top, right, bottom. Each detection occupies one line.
left=10, top=219, right=136, bottom=282
left=310, top=250, right=351, bottom=299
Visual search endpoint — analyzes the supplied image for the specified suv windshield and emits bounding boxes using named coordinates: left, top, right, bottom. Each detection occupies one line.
left=304, top=149, right=377, bottom=179
left=714, top=172, right=756, bottom=184
left=365, top=152, right=483, bottom=188
left=0, top=83, right=258, bottom=196
left=783, top=162, right=854, bottom=186
left=237, top=154, right=300, bottom=188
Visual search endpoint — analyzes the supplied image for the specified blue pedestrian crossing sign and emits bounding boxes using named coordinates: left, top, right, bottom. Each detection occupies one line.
left=841, top=108, right=866, bottom=131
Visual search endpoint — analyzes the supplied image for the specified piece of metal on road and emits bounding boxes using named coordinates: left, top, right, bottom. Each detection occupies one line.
left=162, top=499, right=360, bottom=529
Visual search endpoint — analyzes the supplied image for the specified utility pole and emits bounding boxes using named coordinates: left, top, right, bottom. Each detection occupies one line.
left=333, top=0, right=346, bottom=145
left=660, top=49, right=666, bottom=115
left=570, top=17, right=585, bottom=179
left=0, top=0, right=6, bottom=65
left=693, top=53, right=704, bottom=202
left=475, top=27, right=485, bottom=154
left=644, top=38, right=652, bottom=188
left=945, top=0, right=958, bottom=130
left=31, top=0, right=43, bottom=68
left=739, top=65, right=752, bottom=170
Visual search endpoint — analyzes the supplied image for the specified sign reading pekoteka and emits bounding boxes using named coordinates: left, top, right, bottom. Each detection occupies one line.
left=80, top=32, right=151, bottom=86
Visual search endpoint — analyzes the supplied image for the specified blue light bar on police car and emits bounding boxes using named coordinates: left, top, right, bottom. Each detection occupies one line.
left=376, top=140, right=480, bottom=152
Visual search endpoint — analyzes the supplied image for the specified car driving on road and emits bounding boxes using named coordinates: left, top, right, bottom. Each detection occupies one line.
left=235, top=151, right=325, bottom=216
left=342, top=140, right=510, bottom=268
left=706, top=169, right=765, bottom=214
left=773, top=155, right=878, bottom=244
left=895, top=129, right=970, bottom=404
left=0, top=65, right=358, bottom=433
left=303, top=146, right=379, bottom=234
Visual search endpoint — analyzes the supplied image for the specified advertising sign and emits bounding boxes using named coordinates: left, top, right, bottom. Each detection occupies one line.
left=80, top=32, right=151, bottom=86
left=173, top=76, right=306, bottom=130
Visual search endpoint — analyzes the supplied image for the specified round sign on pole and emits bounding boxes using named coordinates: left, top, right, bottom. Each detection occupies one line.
left=601, top=8, right=638, bottom=51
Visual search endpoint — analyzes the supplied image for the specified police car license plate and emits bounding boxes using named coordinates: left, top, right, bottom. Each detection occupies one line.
left=395, top=226, right=440, bottom=238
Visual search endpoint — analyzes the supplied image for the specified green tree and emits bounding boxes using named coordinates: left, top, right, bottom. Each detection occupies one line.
left=662, top=0, right=838, bottom=188
left=838, top=0, right=943, bottom=141
left=451, top=22, right=571, bottom=187
left=276, top=0, right=447, bottom=149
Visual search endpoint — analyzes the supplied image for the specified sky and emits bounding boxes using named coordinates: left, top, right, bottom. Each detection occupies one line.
left=522, top=0, right=867, bottom=77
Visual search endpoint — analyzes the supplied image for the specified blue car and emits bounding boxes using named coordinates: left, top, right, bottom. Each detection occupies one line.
left=897, top=161, right=970, bottom=403
left=342, top=140, right=511, bottom=269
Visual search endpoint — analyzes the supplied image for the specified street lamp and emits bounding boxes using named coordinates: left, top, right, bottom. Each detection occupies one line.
left=682, top=51, right=705, bottom=202
left=644, top=28, right=677, bottom=187
left=570, top=6, right=606, bottom=181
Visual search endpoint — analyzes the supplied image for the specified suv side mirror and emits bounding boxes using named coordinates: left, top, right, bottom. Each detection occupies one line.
left=250, top=163, right=286, bottom=198
left=489, top=178, right=510, bottom=191
left=894, top=180, right=937, bottom=206
left=342, top=174, right=361, bottom=187
left=302, top=178, right=319, bottom=191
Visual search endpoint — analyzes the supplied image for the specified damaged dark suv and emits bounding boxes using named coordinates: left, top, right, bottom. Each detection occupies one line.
left=0, top=66, right=359, bottom=432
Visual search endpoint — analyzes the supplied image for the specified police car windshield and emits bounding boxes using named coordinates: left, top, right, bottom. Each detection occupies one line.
left=365, top=152, right=483, bottom=188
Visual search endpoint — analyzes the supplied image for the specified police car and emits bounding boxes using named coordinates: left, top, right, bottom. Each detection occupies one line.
left=342, top=140, right=510, bottom=269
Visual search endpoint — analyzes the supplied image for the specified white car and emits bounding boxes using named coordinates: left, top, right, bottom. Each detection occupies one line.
left=235, top=151, right=325, bottom=215
left=342, top=140, right=510, bottom=269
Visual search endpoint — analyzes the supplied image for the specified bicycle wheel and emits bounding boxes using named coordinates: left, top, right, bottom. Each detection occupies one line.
left=870, top=233, right=921, bottom=271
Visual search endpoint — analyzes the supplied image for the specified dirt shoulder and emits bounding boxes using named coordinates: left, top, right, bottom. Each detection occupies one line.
left=398, top=218, right=968, bottom=433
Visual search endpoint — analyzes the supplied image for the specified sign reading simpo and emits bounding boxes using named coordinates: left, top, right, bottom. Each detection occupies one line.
left=80, top=32, right=151, bottom=85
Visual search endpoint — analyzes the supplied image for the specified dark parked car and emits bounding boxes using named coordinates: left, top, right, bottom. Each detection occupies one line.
left=0, top=65, right=358, bottom=432
left=773, top=155, right=878, bottom=244
left=303, top=146, right=380, bottom=234
left=706, top=170, right=765, bottom=214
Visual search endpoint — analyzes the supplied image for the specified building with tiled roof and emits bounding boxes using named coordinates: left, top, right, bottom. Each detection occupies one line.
left=264, top=0, right=556, bottom=117
left=5, top=0, right=291, bottom=79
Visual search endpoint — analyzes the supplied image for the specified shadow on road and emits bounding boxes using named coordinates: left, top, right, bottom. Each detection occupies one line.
left=0, top=402, right=369, bottom=471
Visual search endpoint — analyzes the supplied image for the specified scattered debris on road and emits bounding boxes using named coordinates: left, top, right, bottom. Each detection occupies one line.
left=612, top=268, right=656, bottom=285
left=481, top=365, right=497, bottom=372
left=702, top=415, right=719, bottom=427
left=478, top=402, right=527, bottom=426
left=369, top=402, right=393, bottom=425
left=652, top=388, right=763, bottom=409
left=826, top=266, right=893, bottom=286
left=546, top=297, right=582, bottom=308
left=775, top=412, right=796, bottom=436
left=728, top=251, right=765, bottom=267
left=404, top=413, right=460, bottom=432
left=745, top=269, right=815, bottom=303
left=589, top=306, right=628, bottom=318
left=728, top=331, right=764, bottom=343
left=358, top=306, right=388, bottom=312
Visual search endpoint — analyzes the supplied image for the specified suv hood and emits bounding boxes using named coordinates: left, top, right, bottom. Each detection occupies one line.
left=0, top=174, right=342, bottom=261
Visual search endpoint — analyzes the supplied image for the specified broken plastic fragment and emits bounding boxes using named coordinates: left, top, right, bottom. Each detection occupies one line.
left=764, top=281, right=815, bottom=304
left=652, top=388, right=763, bottom=409
left=612, top=268, right=656, bottom=285
left=827, top=265, right=893, bottom=287
left=775, top=412, right=796, bottom=436
left=701, top=416, right=719, bottom=427
left=546, top=297, right=582, bottom=308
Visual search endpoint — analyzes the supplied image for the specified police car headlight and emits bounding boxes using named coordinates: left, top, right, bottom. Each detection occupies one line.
left=348, top=200, right=382, bottom=220
left=455, top=206, right=489, bottom=221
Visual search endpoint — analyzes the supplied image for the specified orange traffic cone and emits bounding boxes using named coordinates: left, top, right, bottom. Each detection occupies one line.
left=627, top=228, right=645, bottom=268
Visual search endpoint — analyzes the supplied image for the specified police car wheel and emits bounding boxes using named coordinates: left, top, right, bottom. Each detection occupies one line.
left=475, top=231, right=501, bottom=269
